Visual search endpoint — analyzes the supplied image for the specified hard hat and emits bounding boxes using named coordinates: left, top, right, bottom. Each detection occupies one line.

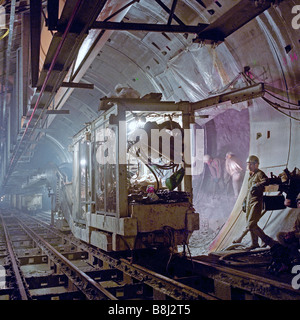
left=203, top=154, right=211, bottom=162
left=246, top=155, right=259, bottom=164
left=297, top=193, right=300, bottom=201
left=226, top=151, right=234, bottom=158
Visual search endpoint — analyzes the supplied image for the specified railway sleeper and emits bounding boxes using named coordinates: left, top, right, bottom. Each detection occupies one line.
left=17, top=214, right=300, bottom=301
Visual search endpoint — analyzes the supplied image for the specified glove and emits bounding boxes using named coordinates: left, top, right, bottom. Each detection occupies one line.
left=250, top=184, right=260, bottom=196
left=284, top=231, right=296, bottom=244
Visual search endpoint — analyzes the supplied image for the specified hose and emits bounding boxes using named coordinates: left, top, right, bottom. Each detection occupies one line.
left=219, top=247, right=271, bottom=267
left=145, top=163, right=160, bottom=192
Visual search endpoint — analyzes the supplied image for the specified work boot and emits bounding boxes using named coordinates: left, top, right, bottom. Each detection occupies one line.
left=253, top=225, right=278, bottom=248
left=233, top=236, right=244, bottom=244
left=245, top=231, right=259, bottom=250
left=232, top=228, right=249, bottom=244
left=264, top=237, right=278, bottom=248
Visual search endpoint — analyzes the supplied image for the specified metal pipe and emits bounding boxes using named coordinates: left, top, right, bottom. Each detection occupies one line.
left=0, top=0, right=16, bottom=188
left=1, top=0, right=16, bottom=125
left=8, top=0, right=84, bottom=171
left=25, top=0, right=83, bottom=137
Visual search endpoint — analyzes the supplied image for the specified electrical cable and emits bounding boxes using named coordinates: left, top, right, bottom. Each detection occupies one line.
left=262, top=97, right=300, bottom=121
left=208, top=72, right=243, bottom=95
left=242, top=65, right=300, bottom=119
left=260, top=17, right=292, bottom=166
left=243, top=72, right=300, bottom=111
left=263, top=96, right=300, bottom=111
left=265, top=90, right=300, bottom=107
left=145, top=163, right=160, bottom=192
left=219, top=247, right=271, bottom=267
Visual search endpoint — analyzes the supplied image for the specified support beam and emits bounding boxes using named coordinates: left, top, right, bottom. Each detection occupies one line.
left=46, top=110, right=70, bottom=114
left=47, top=0, right=59, bottom=31
left=92, top=21, right=209, bottom=34
left=154, top=0, right=185, bottom=25
left=30, top=0, right=42, bottom=87
left=103, top=0, right=139, bottom=23
left=167, top=0, right=178, bottom=25
left=191, top=83, right=265, bottom=111
left=195, top=0, right=206, bottom=9
left=193, top=0, right=276, bottom=43
left=100, top=83, right=265, bottom=114
left=61, top=82, right=94, bottom=89
left=38, top=81, right=94, bottom=92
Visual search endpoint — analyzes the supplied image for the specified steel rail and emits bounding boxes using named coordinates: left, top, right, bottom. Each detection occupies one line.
left=5, top=213, right=300, bottom=300
left=119, top=258, right=217, bottom=300
left=28, top=214, right=300, bottom=300
left=0, top=215, right=30, bottom=300
left=25, top=214, right=217, bottom=300
left=15, top=216, right=117, bottom=300
left=193, top=256, right=297, bottom=295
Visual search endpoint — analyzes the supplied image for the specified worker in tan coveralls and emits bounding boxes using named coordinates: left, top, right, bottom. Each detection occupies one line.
left=234, top=155, right=277, bottom=249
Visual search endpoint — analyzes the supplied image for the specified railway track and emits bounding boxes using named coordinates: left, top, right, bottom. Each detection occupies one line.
left=0, top=210, right=215, bottom=300
left=0, top=210, right=300, bottom=301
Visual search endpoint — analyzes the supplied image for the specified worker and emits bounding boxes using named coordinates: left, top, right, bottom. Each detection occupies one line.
left=234, top=155, right=277, bottom=249
left=279, top=169, right=300, bottom=208
left=203, top=154, right=224, bottom=197
left=267, top=194, right=300, bottom=273
left=224, top=152, right=244, bottom=198
left=276, top=193, right=300, bottom=258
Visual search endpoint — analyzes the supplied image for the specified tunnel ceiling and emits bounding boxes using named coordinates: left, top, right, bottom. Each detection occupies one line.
left=44, top=0, right=281, bottom=142
left=0, top=0, right=287, bottom=195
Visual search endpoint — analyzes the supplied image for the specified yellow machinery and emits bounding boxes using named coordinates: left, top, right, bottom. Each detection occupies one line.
left=69, top=95, right=200, bottom=251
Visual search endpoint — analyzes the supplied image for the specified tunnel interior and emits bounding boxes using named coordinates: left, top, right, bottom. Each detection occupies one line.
left=0, top=0, right=299, bottom=264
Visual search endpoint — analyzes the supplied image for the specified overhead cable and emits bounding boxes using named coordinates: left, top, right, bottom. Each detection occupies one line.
left=262, top=97, right=300, bottom=121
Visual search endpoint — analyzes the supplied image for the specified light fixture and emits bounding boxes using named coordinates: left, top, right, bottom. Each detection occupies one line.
left=128, top=116, right=146, bottom=133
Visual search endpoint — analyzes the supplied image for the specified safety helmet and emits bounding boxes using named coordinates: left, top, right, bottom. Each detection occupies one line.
left=246, top=155, right=259, bottom=164
left=297, top=193, right=300, bottom=202
left=203, top=154, right=211, bottom=162
left=226, top=152, right=234, bottom=158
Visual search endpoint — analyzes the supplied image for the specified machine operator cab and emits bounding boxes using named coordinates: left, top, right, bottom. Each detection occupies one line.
left=69, top=94, right=200, bottom=252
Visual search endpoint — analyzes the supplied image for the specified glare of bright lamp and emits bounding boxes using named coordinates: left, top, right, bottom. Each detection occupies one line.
left=128, top=121, right=138, bottom=132
left=128, top=118, right=145, bottom=132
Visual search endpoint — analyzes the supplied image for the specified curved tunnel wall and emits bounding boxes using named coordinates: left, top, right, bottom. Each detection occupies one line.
left=145, top=2, right=299, bottom=253
left=208, top=3, right=300, bottom=251
left=12, top=2, right=299, bottom=255
left=49, top=2, right=299, bottom=253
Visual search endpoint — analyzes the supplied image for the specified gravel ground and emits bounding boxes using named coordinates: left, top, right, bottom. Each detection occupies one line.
left=182, top=192, right=237, bottom=257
